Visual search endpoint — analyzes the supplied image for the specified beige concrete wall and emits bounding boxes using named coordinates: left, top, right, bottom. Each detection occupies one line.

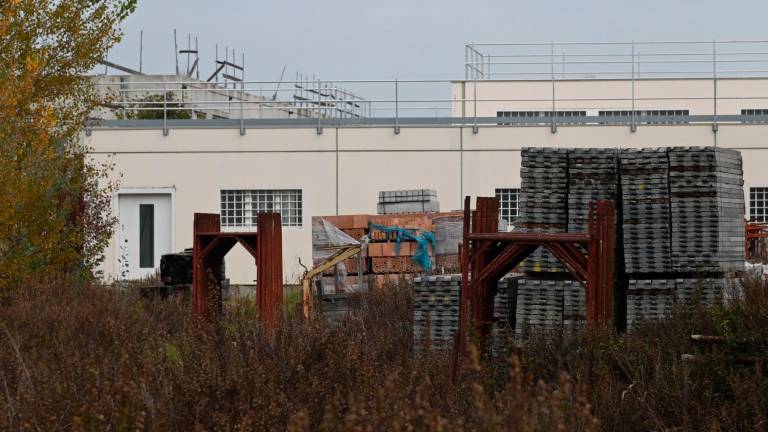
left=88, top=123, right=768, bottom=284
left=452, top=78, right=768, bottom=117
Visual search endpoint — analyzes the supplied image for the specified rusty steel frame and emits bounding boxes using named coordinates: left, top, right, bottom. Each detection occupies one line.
left=746, top=221, right=768, bottom=260
left=192, top=212, right=283, bottom=331
left=456, top=196, right=616, bottom=356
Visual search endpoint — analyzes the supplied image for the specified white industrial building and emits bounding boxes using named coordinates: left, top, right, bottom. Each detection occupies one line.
left=88, top=41, right=768, bottom=284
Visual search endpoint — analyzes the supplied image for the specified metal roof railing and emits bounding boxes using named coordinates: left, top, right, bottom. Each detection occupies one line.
left=465, top=40, right=768, bottom=80
left=89, top=41, right=768, bottom=134
left=89, top=76, right=768, bottom=134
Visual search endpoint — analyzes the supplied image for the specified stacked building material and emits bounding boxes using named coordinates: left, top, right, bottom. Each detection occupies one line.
left=368, top=214, right=435, bottom=288
left=568, top=148, right=619, bottom=267
left=314, top=211, right=464, bottom=292
left=492, top=278, right=517, bottom=353
left=377, top=189, right=439, bottom=214
left=563, top=280, right=586, bottom=328
left=568, top=148, right=619, bottom=234
left=313, top=215, right=369, bottom=293
left=515, top=146, right=745, bottom=333
left=514, top=279, right=563, bottom=335
left=432, top=214, right=463, bottom=273
left=413, top=275, right=518, bottom=352
left=674, top=278, right=729, bottom=306
left=514, top=279, right=586, bottom=336
left=518, top=148, right=569, bottom=272
left=668, top=147, right=745, bottom=273
left=626, top=279, right=676, bottom=328
left=620, top=148, right=672, bottom=273
left=627, top=278, right=743, bottom=328
left=412, top=275, right=461, bottom=350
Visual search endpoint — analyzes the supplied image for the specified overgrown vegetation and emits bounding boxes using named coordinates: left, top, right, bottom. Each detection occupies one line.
left=0, top=280, right=765, bottom=430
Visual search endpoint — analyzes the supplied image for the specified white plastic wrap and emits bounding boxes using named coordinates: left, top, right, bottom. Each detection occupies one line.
left=312, top=218, right=361, bottom=293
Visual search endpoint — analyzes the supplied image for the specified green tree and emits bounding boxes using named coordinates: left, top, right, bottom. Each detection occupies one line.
left=0, top=0, right=136, bottom=289
left=118, top=91, right=193, bottom=120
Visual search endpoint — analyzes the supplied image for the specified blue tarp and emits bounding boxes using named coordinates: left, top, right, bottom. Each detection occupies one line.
left=369, top=223, right=436, bottom=272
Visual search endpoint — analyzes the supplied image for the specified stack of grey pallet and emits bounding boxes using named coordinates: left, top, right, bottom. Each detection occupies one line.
left=675, top=278, right=731, bottom=305
left=412, top=275, right=517, bottom=352
left=515, top=279, right=563, bottom=336
left=413, top=275, right=459, bottom=350
left=626, top=278, right=740, bottom=327
left=563, top=280, right=586, bottom=328
left=516, top=146, right=745, bottom=332
left=623, top=147, right=744, bottom=329
left=620, top=148, right=672, bottom=273
left=377, top=189, right=439, bottom=214
left=518, top=148, right=569, bottom=272
left=626, top=279, right=676, bottom=325
left=668, top=147, right=745, bottom=273
left=568, top=148, right=619, bottom=257
left=515, top=279, right=586, bottom=336
left=568, top=148, right=619, bottom=232
left=492, top=279, right=516, bottom=354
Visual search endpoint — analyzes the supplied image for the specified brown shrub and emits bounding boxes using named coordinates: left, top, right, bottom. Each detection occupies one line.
left=0, top=279, right=765, bottom=430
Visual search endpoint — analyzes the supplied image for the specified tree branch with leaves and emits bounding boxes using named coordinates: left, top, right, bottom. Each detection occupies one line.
left=0, top=0, right=136, bottom=289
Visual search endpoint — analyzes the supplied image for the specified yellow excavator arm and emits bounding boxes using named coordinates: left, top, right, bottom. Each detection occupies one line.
left=302, top=245, right=362, bottom=319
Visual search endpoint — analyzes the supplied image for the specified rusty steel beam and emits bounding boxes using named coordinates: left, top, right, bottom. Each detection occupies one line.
left=455, top=196, right=617, bottom=371
left=586, top=201, right=615, bottom=326
left=472, top=243, right=536, bottom=289
left=192, top=212, right=283, bottom=333
left=468, top=232, right=591, bottom=243
left=193, top=213, right=223, bottom=319
left=546, top=242, right=588, bottom=282
left=458, top=196, right=471, bottom=358
left=256, top=213, right=284, bottom=332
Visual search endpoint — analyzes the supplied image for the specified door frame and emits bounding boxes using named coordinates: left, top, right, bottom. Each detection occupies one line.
left=112, top=187, right=176, bottom=280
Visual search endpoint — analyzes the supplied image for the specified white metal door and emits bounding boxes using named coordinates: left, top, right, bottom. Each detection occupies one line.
left=117, top=193, right=173, bottom=279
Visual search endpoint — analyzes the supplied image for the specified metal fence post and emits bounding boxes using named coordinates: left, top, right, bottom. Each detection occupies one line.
left=472, top=79, right=479, bottom=134
left=712, top=40, right=719, bottom=133
left=464, top=44, right=469, bottom=80
left=316, top=79, right=323, bottom=135
left=240, top=81, right=246, bottom=136
left=631, top=41, right=637, bottom=132
left=551, top=41, right=557, bottom=134
left=162, top=89, right=168, bottom=136
left=394, top=79, right=400, bottom=134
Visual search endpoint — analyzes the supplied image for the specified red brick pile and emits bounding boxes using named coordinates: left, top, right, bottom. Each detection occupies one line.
left=313, top=212, right=462, bottom=290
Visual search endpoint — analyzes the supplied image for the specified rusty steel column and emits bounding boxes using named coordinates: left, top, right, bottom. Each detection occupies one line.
left=257, top=212, right=284, bottom=332
left=193, top=213, right=223, bottom=319
left=458, top=196, right=471, bottom=354
left=586, top=200, right=615, bottom=327
left=474, top=197, right=500, bottom=352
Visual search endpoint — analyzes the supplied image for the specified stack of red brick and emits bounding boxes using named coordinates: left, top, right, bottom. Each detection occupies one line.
left=313, top=212, right=462, bottom=291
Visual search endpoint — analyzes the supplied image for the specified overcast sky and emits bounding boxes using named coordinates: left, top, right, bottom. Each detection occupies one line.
left=103, top=0, right=767, bottom=82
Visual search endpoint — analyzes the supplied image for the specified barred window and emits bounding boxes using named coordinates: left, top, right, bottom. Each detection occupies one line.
left=220, top=189, right=303, bottom=228
left=495, top=188, right=520, bottom=225
left=742, top=109, right=768, bottom=124
left=598, top=109, right=690, bottom=125
left=496, top=110, right=586, bottom=125
left=750, top=187, right=768, bottom=222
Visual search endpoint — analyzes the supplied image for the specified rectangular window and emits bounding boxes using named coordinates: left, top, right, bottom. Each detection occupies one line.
left=741, top=109, right=768, bottom=124
left=139, top=204, right=154, bottom=268
left=496, top=110, right=586, bottom=125
left=598, top=109, right=690, bottom=125
left=495, top=188, right=520, bottom=225
left=750, top=187, right=768, bottom=222
left=220, top=189, right=303, bottom=228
